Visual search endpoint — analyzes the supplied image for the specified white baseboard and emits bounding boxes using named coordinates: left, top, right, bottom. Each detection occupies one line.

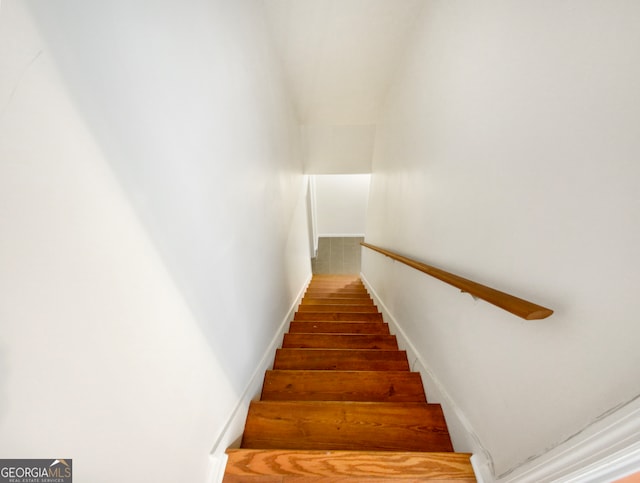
left=359, top=273, right=494, bottom=482
left=207, top=273, right=312, bottom=482
left=206, top=454, right=227, bottom=483
left=360, top=272, right=640, bottom=483
left=498, top=395, right=640, bottom=483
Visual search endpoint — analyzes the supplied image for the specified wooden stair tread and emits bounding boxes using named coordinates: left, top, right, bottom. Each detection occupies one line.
left=262, top=370, right=426, bottom=402
left=304, top=292, right=370, bottom=298
left=301, top=298, right=374, bottom=305
left=306, top=282, right=367, bottom=288
left=295, top=312, right=383, bottom=322
left=289, top=321, right=390, bottom=334
left=224, top=449, right=475, bottom=481
left=308, top=289, right=367, bottom=292
left=304, top=292, right=372, bottom=299
left=297, top=305, right=379, bottom=313
left=308, top=279, right=365, bottom=283
left=274, top=349, right=410, bottom=371
left=241, top=401, right=453, bottom=452
left=306, top=282, right=366, bottom=287
left=307, top=282, right=365, bottom=287
left=305, top=287, right=368, bottom=294
left=283, top=333, right=398, bottom=350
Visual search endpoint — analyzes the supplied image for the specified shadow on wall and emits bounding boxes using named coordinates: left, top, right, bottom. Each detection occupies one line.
left=23, top=0, right=311, bottom=395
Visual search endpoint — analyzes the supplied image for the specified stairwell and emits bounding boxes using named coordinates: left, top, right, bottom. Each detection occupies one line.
left=223, top=274, right=476, bottom=481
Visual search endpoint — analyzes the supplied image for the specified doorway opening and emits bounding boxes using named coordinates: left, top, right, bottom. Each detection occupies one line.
left=307, top=174, right=371, bottom=274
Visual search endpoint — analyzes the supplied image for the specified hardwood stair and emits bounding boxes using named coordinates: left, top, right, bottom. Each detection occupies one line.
left=225, top=450, right=474, bottom=482
left=289, top=321, right=390, bottom=334
left=282, top=333, right=398, bottom=349
left=262, top=370, right=426, bottom=402
left=223, top=274, right=475, bottom=482
left=273, top=348, right=410, bottom=371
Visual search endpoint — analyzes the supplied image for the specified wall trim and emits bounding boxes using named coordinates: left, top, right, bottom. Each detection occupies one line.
left=498, top=394, right=640, bottom=483
left=360, top=272, right=494, bottom=482
left=207, top=273, right=312, bottom=482
left=317, top=233, right=365, bottom=238
left=207, top=455, right=226, bottom=483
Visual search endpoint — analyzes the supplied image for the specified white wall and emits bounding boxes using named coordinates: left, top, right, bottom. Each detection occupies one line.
left=303, top=124, right=374, bottom=173
left=0, top=1, right=310, bottom=482
left=263, top=0, right=426, bottom=126
left=315, top=174, right=370, bottom=236
left=363, top=0, right=640, bottom=479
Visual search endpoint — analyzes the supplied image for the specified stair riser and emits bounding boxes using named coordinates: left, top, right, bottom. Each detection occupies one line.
left=294, top=312, right=383, bottom=322
left=307, top=285, right=368, bottom=293
left=241, top=401, right=453, bottom=452
left=307, top=282, right=365, bottom=287
left=274, top=349, right=410, bottom=371
left=304, top=292, right=371, bottom=299
left=307, top=283, right=365, bottom=287
left=288, top=321, right=390, bottom=334
left=301, top=298, right=374, bottom=306
left=282, top=334, right=398, bottom=350
left=307, top=280, right=364, bottom=285
left=304, top=291, right=369, bottom=298
left=262, top=371, right=426, bottom=402
left=297, top=305, right=379, bottom=313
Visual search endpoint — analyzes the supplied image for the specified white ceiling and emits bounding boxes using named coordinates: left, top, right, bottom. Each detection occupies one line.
left=263, top=0, right=426, bottom=125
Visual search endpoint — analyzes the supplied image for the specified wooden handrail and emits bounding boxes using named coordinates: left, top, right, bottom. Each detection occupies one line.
left=360, top=242, right=553, bottom=320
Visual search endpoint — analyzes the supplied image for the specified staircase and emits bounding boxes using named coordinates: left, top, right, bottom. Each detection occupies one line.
left=223, top=274, right=476, bottom=482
